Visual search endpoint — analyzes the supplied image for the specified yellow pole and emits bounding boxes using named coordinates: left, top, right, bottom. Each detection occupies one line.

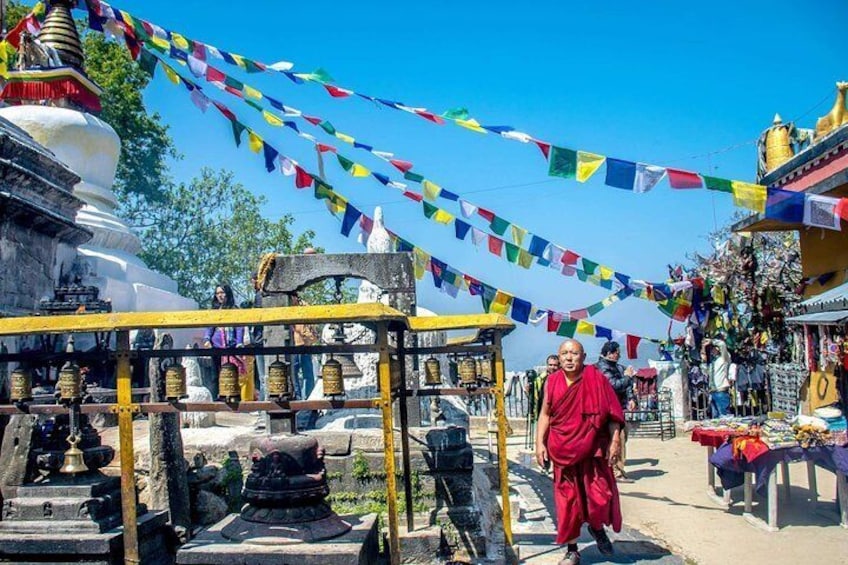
left=116, top=330, right=139, bottom=565
left=376, top=323, right=400, bottom=565
left=493, top=331, right=513, bottom=549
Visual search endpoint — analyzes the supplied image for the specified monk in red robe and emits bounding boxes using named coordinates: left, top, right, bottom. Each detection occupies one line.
left=535, top=339, right=625, bottom=565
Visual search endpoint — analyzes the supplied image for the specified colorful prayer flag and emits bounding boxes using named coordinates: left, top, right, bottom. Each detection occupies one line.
left=576, top=320, right=595, bottom=336
left=634, top=163, right=665, bottom=193
left=731, top=181, right=767, bottom=213
left=549, top=146, right=577, bottom=179
left=576, top=151, right=606, bottom=182
left=667, top=168, right=703, bottom=189
left=605, top=158, right=636, bottom=190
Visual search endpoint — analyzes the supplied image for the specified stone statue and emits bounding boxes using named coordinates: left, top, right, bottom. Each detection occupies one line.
left=182, top=348, right=216, bottom=428
left=16, top=32, right=62, bottom=70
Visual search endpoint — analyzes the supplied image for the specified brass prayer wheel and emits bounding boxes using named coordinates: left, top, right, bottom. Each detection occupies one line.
left=57, top=361, right=83, bottom=403
left=480, top=356, right=493, bottom=383
left=424, top=357, right=442, bottom=386
left=267, top=359, right=291, bottom=400
left=164, top=364, right=187, bottom=401
left=322, top=357, right=344, bottom=396
left=10, top=367, right=33, bottom=403
left=218, top=361, right=241, bottom=402
left=459, top=358, right=478, bottom=387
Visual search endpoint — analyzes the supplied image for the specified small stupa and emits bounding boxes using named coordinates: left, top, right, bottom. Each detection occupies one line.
left=0, top=0, right=195, bottom=316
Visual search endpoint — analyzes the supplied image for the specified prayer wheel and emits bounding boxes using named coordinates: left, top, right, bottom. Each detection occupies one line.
left=57, top=360, right=83, bottom=403
left=374, top=357, right=403, bottom=391
left=459, top=358, right=478, bottom=387
left=475, top=359, right=484, bottom=380
left=9, top=367, right=33, bottom=403
left=322, top=357, right=345, bottom=396
left=480, top=356, right=493, bottom=383
left=164, top=364, right=187, bottom=401
left=424, top=357, right=442, bottom=386
left=267, top=358, right=291, bottom=400
left=218, top=362, right=241, bottom=402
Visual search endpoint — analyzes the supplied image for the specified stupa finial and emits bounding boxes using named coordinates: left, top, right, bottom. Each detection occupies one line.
left=37, top=0, right=84, bottom=70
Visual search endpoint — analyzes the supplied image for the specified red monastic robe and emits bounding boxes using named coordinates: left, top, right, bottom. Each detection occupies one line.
left=545, top=365, right=625, bottom=543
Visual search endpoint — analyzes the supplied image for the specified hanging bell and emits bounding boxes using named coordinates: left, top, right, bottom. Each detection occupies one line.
left=459, top=358, right=478, bottom=387
left=424, top=357, right=442, bottom=386
left=267, top=358, right=291, bottom=400
left=218, top=362, right=241, bottom=402
left=322, top=357, right=344, bottom=397
left=10, top=367, right=33, bottom=403
left=57, top=360, right=83, bottom=403
left=60, top=434, right=89, bottom=475
left=164, top=364, right=187, bottom=401
left=480, top=356, right=493, bottom=383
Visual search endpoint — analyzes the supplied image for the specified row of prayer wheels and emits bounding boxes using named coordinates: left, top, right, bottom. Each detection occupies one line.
left=458, top=356, right=495, bottom=387
left=9, top=362, right=85, bottom=404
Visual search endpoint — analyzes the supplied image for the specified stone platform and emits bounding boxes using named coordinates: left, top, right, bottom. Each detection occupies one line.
left=176, top=512, right=380, bottom=565
left=0, top=510, right=172, bottom=565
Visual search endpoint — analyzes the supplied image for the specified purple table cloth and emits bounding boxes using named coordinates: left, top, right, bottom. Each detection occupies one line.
left=710, top=442, right=848, bottom=495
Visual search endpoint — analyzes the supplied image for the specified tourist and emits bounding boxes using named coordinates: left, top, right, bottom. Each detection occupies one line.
left=535, top=339, right=625, bottom=565
left=701, top=337, right=732, bottom=417
left=202, top=284, right=246, bottom=393
left=596, top=341, right=636, bottom=482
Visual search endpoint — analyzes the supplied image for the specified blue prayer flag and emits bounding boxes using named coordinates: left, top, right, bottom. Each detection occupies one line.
left=372, top=172, right=390, bottom=185
left=455, top=219, right=472, bottom=240
left=765, top=188, right=805, bottom=223
left=528, top=235, right=550, bottom=258
left=341, top=205, right=362, bottom=237
left=605, top=158, right=637, bottom=190
left=262, top=143, right=279, bottom=173
left=510, top=297, right=532, bottom=324
left=354, top=141, right=373, bottom=151
left=595, top=326, right=613, bottom=340
left=440, top=189, right=460, bottom=201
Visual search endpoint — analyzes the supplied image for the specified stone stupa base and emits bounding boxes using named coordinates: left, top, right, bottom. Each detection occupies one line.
left=176, top=512, right=379, bottom=565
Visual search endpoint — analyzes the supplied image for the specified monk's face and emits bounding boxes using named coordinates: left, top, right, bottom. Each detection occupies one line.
left=558, top=340, right=586, bottom=375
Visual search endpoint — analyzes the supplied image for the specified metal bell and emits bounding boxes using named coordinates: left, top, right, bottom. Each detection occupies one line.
left=459, top=358, right=478, bottom=387
left=424, top=357, right=442, bottom=386
left=267, top=358, right=291, bottom=400
left=322, top=357, right=344, bottom=397
left=60, top=435, right=88, bottom=475
left=10, top=367, right=33, bottom=403
left=218, top=362, right=241, bottom=402
left=164, top=364, right=187, bottom=401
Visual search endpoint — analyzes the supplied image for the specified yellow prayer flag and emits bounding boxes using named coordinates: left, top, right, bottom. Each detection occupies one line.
left=247, top=131, right=263, bottom=153
left=433, top=209, right=454, bottom=224
left=490, top=291, right=513, bottom=315
left=335, top=132, right=355, bottom=144
left=162, top=64, right=181, bottom=85
left=170, top=32, right=190, bottom=50
left=150, top=36, right=170, bottom=51
left=231, top=54, right=248, bottom=69
left=413, top=248, right=429, bottom=280
left=455, top=118, right=486, bottom=133
left=511, top=225, right=527, bottom=247
left=731, top=181, right=766, bottom=213
left=0, top=41, right=10, bottom=79
left=350, top=163, right=370, bottom=178
left=576, top=320, right=595, bottom=335
left=422, top=180, right=441, bottom=201
left=518, top=249, right=534, bottom=269
left=244, top=85, right=263, bottom=100
left=599, top=266, right=614, bottom=280
left=576, top=151, right=606, bottom=183
left=262, top=111, right=283, bottom=127
left=33, top=2, right=46, bottom=16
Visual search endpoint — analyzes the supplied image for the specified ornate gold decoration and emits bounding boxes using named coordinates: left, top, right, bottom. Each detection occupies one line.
left=764, top=114, right=794, bottom=173
left=814, top=81, right=848, bottom=140
left=57, top=360, right=82, bottom=402
left=256, top=253, right=277, bottom=293
left=267, top=358, right=291, bottom=400
left=322, top=357, right=344, bottom=396
left=218, top=362, right=241, bottom=402
left=37, top=0, right=84, bottom=70
left=10, top=367, right=33, bottom=403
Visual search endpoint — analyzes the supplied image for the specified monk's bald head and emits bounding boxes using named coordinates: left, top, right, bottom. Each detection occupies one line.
left=558, top=339, right=586, bottom=377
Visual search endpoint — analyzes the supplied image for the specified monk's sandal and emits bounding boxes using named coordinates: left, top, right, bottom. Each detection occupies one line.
left=589, top=526, right=614, bottom=556
left=559, top=550, right=580, bottom=565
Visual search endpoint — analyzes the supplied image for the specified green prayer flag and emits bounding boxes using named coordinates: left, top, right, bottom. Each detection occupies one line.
left=505, top=242, right=520, bottom=264
left=581, top=258, right=599, bottom=275
left=518, top=249, right=534, bottom=269
left=422, top=201, right=438, bottom=219
left=230, top=121, right=246, bottom=147
left=587, top=302, right=605, bottom=316
left=490, top=216, right=510, bottom=236
left=442, top=107, right=470, bottom=120
left=244, top=59, right=264, bottom=73
left=703, top=176, right=733, bottom=193
left=310, top=68, right=335, bottom=83
left=337, top=154, right=354, bottom=171
left=556, top=320, right=577, bottom=337
left=548, top=146, right=577, bottom=179
left=314, top=182, right=334, bottom=201
left=576, top=270, right=588, bottom=282
left=319, top=121, right=336, bottom=135
left=245, top=99, right=264, bottom=112
left=404, top=171, right=425, bottom=183
left=442, top=270, right=458, bottom=286
left=224, top=75, right=244, bottom=91
left=138, top=49, right=158, bottom=78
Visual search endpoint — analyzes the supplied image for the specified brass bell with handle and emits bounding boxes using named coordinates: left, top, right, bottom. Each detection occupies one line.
left=60, top=434, right=89, bottom=475
left=218, top=361, right=241, bottom=402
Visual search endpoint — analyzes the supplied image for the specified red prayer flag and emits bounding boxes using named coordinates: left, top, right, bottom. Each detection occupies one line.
left=667, top=168, right=703, bottom=189
left=626, top=335, right=641, bottom=359
left=488, top=235, right=504, bottom=257
left=294, top=166, right=313, bottom=189
left=212, top=101, right=236, bottom=121
left=390, top=159, right=414, bottom=173
left=547, top=311, right=559, bottom=332
left=316, top=143, right=336, bottom=153
left=324, top=85, right=352, bottom=98
left=836, top=198, right=848, bottom=221
left=534, top=140, right=551, bottom=159
left=206, top=66, right=226, bottom=83
left=415, top=110, right=445, bottom=125
left=403, top=191, right=423, bottom=202
left=477, top=207, right=495, bottom=222
left=359, top=215, right=373, bottom=234
left=571, top=309, right=589, bottom=320
left=303, top=115, right=323, bottom=126
left=562, top=250, right=580, bottom=265
left=224, top=86, right=244, bottom=98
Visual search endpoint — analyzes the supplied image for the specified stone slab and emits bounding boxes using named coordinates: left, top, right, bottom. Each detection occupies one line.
left=398, top=525, right=447, bottom=564
left=176, top=512, right=380, bottom=565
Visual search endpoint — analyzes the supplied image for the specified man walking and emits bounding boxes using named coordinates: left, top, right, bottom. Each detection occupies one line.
left=596, top=341, right=636, bottom=481
left=701, top=337, right=732, bottom=417
left=536, top=339, right=625, bottom=565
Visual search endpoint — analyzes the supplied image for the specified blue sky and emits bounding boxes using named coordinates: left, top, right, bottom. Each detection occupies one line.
left=85, top=0, right=844, bottom=369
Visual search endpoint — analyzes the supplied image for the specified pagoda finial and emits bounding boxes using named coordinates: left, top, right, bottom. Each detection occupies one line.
left=37, top=0, right=84, bottom=71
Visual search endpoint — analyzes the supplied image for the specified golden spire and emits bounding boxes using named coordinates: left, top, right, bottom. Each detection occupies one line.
left=37, top=0, right=84, bottom=70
